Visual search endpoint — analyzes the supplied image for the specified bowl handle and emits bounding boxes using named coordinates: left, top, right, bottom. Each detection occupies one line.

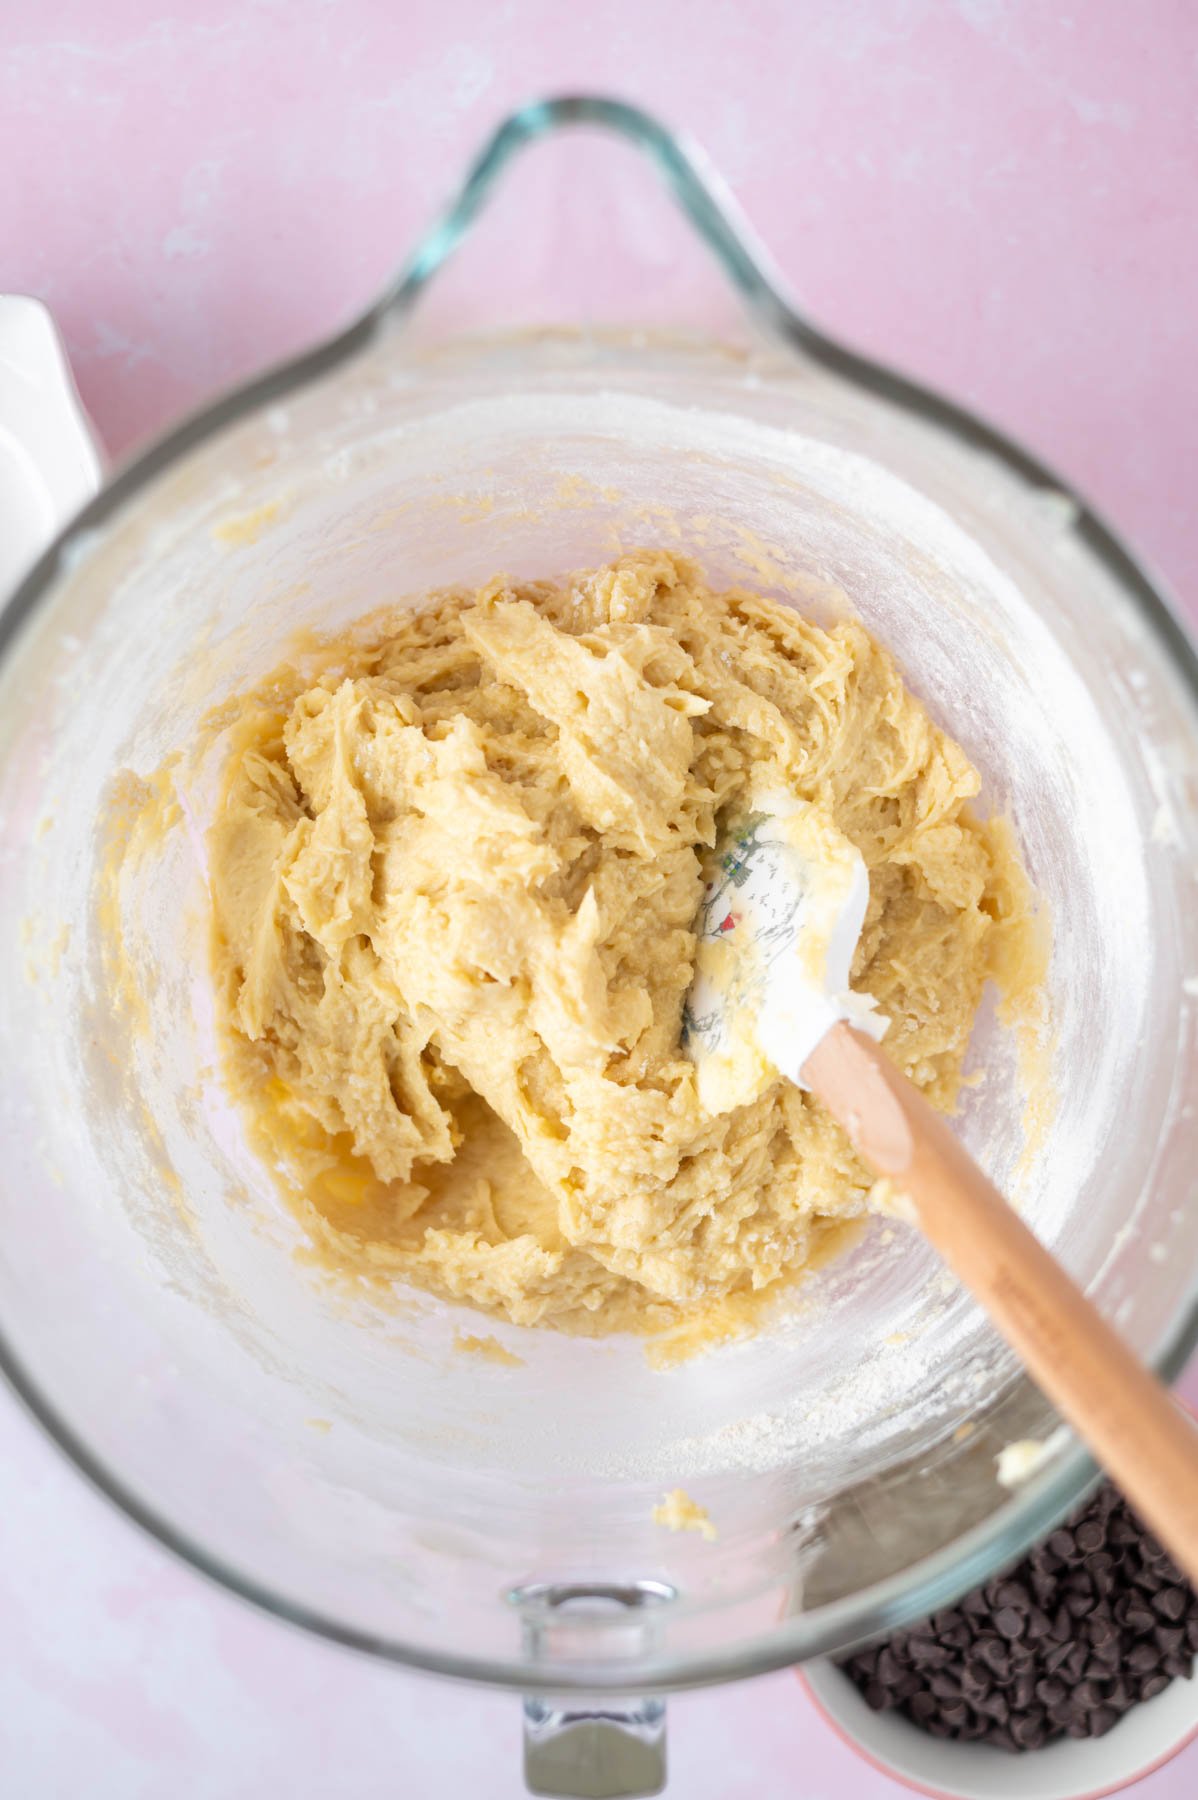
left=374, top=94, right=801, bottom=351
left=367, top=94, right=1114, bottom=531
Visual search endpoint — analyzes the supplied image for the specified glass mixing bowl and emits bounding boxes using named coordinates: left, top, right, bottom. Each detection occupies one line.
left=2, top=99, right=1197, bottom=1796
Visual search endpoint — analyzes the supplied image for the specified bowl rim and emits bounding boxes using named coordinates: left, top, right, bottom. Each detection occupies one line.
left=1, top=94, right=1198, bottom=1697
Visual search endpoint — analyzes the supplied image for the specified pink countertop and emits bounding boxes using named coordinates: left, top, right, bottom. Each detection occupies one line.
left=2, top=3, right=1197, bottom=1795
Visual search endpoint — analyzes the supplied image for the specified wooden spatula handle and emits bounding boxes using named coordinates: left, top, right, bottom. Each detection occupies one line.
left=804, top=1021, right=1198, bottom=1585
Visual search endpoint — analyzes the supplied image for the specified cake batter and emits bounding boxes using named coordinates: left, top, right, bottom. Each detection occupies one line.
left=209, top=551, right=1038, bottom=1337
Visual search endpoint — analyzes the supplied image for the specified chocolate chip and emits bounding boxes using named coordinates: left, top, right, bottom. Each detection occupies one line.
left=1089, top=1705, right=1121, bottom=1737
left=1128, top=1641, right=1160, bottom=1673
left=1012, top=1670, right=1036, bottom=1711
left=994, top=1580, right=1030, bottom=1611
left=1164, top=1652, right=1192, bottom=1680
left=1154, top=1587, right=1189, bottom=1622
left=976, top=1690, right=1009, bottom=1723
left=929, top=1672, right=963, bottom=1702
left=1011, top=1707, right=1047, bottom=1748
left=1077, top=1519, right=1106, bottom=1554
left=1089, top=1553, right=1116, bottom=1592
left=1031, top=1570, right=1058, bottom=1609
left=1026, top=1605, right=1052, bottom=1642
left=1049, top=1604, right=1074, bottom=1644
left=1139, top=1673, right=1170, bottom=1701
left=961, top=1660, right=990, bottom=1698
left=1047, top=1530, right=1076, bottom=1560
left=994, top=1607, right=1025, bottom=1640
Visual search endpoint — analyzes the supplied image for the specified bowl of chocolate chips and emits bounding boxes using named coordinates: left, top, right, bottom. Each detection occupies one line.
left=801, top=1475, right=1198, bottom=1799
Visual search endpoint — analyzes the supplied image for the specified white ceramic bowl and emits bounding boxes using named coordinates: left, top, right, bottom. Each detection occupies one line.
left=799, top=1402, right=1198, bottom=1799
left=801, top=1639, right=1198, bottom=1799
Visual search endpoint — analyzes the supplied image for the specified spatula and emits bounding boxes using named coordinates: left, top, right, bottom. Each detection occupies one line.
left=684, top=793, right=1198, bottom=1583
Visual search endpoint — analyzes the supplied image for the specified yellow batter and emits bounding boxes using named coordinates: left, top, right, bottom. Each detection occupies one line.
left=653, top=1489, right=718, bottom=1541
left=209, top=551, right=1037, bottom=1338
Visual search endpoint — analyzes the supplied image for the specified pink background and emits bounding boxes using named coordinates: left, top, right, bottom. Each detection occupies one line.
left=2, top=2, right=1197, bottom=1794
